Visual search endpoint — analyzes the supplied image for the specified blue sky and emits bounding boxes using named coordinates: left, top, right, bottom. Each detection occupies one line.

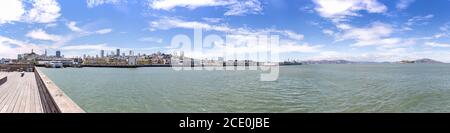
left=1, top=0, right=450, bottom=62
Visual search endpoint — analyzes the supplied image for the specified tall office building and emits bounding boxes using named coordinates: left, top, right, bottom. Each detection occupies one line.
left=56, top=50, right=61, bottom=58
left=100, top=50, right=105, bottom=58
left=116, top=49, right=120, bottom=57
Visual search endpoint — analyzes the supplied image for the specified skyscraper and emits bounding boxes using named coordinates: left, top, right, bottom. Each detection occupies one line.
left=116, top=49, right=120, bottom=57
left=56, top=50, right=61, bottom=58
left=100, top=50, right=104, bottom=58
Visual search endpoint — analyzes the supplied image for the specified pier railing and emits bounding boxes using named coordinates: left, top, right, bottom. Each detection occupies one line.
left=34, top=67, right=85, bottom=113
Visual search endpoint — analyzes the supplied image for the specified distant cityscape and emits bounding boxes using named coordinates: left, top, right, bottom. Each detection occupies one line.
left=0, top=48, right=445, bottom=70
left=0, top=49, right=174, bottom=67
left=0, top=49, right=273, bottom=69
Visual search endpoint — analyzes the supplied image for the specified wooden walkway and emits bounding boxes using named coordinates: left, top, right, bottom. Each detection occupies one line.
left=0, top=72, right=43, bottom=113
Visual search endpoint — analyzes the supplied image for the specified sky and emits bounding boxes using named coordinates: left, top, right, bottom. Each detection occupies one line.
left=0, top=0, right=450, bottom=62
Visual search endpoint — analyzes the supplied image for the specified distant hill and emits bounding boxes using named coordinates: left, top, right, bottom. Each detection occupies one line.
left=300, top=60, right=355, bottom=64
left=397, top=58, right=443, bottom=64
left=413, top=58, right=443, bottom=64
left=281, top=58, right=444, bottom=65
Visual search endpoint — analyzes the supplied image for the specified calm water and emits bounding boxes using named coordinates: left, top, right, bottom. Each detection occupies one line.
left=39, top=64, right=450, bottom=113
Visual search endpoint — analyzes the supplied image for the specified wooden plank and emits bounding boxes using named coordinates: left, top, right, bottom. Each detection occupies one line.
left=16, top=73, right=31, bottom=112
left=0, top=73, right=20, bottom=113
left=0, top=72, right=44, bottom=113
left=6, top=73, right=27, bottom=113
left=0, top=73, right=13, bottom=102
left=23, top=73, right=33, bottom=112
left=23, top=75, right=32, bottom=113
left=0, top=75, right=14, bottom=106
left=0, top=73, right=18, bottom=106
left=0, top=74, right=14, bottom=110
left=28, top=77, right=35, bottom=113
left=0, top=70, right=81, bottom=113
left=1, top=74, right=23, bottom=113
left=12, top=74, right=27, bottom=113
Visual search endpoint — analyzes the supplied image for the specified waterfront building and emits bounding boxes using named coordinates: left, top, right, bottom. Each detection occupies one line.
left=128, top=56, right=137, bottom=65
left=116, top=49, right=120, bottom=57
left=19, top=49, right=40, bottom=61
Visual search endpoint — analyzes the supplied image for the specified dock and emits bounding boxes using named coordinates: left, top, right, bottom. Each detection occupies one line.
left=0, top=72, right=42, bottom=113
left=0, top=67, right=85, bottom=113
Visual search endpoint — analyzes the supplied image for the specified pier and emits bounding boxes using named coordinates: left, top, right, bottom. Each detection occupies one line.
left=0, top=67, right=84, bottom=113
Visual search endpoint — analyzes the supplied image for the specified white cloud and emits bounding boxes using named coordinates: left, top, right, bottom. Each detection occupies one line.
left=23, top=0, right=61, bottom=23
left=400, top=14, right=433, bottom=31
left=351, top=38, right=402, bottom=47
left=66, top=21, right=111, bottom=35
left=138, top=37, right=163, bottom=43
left=0, top=0, right=25, bottom=24
left=86, top=0, right=126, bottom=8
left=433, top=33, right=447, bottom=39
left=66, top=21, right=83, bottom=32
left=26, top=29, right=62, bottom=42
left=440, top=23, right=450, bottom=32
left=59, top=43, right=121, bottom=58
left=305, top=49, right=419, bottom=62
left=312, top=0, right=387, bottom=22
left=425, top=42, right=450, bottom=48
left=224, top=0, right=262, bottom=16
left=149, top=0, right=263, bottom=16
left=430, top=23, right=450, bottom=39
left=150, top=0, right=227, bottom=10
left=339, top=22, right=393, bottom=43
left=202, top=17, right=224, bottom=23
left=149, top=17, right=304, bottom=41
left=149, top=17, right=231, bottom=32
left=61, top=43, right=116, bottom=51
left=282, top=30, right=304, bottom=41
left=0, top=36, right=44, bottom=58
left=45, top=23, right=58, bottom=28
left=330, top=22, right=415, bottom=48
left=278, top=41, right=322, bottom=53
left=0, top=0, right=60, bottom=24
left=95, top=28, right=113, bottom=34
left=405, top=14, right=434, bottom=26
left=173, top=40, right=322, bottom=60
left=396, top=0, right=415, bottom=10
left=322, top=29, right=335, bottom=36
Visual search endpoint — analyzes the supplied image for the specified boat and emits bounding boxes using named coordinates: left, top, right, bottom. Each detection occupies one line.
left=45, top=61, right=64, bottom=68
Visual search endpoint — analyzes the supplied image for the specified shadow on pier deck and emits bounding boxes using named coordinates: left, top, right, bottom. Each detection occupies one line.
left=0, top=68, right=85, bottom=113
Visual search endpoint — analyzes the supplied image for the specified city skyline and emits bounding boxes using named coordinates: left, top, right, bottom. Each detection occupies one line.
left=1, top=0, right=450, bottom=62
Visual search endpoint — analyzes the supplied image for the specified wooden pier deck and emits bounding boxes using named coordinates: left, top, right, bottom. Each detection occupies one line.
left=0, top=69, right=85, bottom=113
left=0, top=72, right=43, bottom=113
